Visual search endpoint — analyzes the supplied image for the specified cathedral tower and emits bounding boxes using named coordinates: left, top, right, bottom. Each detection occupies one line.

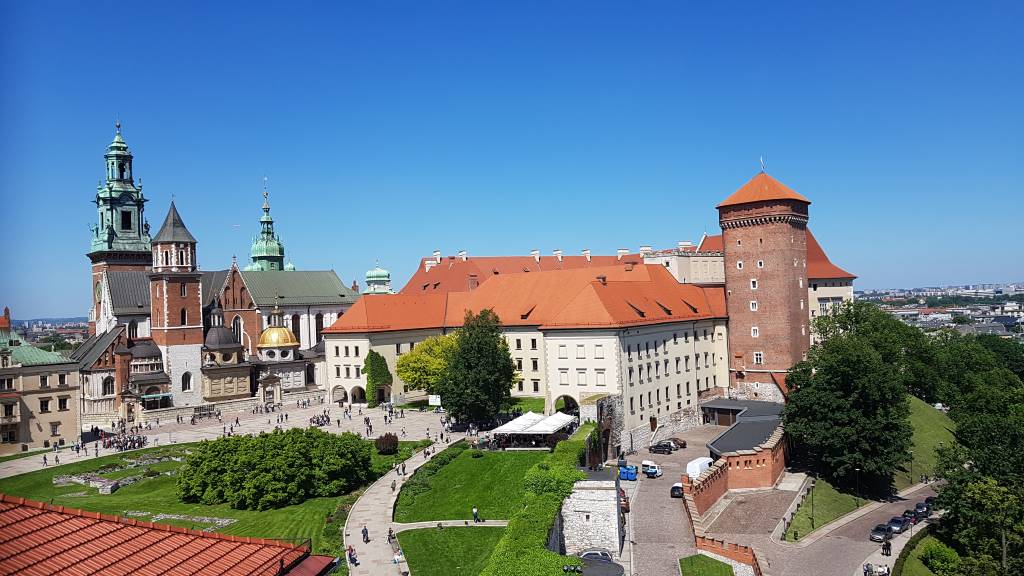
left=149, top=201, right=203, bottom=407
left=246, top=181, right=286, bottom=271
left=87, top=121, right=152, bottom=334
left=718, top=172, right=810, bottom=397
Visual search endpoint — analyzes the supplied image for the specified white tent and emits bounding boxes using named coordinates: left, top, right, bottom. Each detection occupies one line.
left=490, top=411, right=547, bottom=434
left=520, top=412, right=577, bottom=435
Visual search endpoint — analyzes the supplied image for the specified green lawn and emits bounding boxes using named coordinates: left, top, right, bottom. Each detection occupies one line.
left=679, top=553, right=734, bottom=575
left=0, top=439, right=428, bottom=558
left=0, top=448, right=55, bottom=463
left=510, top=396, right=546, bottom=413
left=395, top=449, right=548, bottom=522
left=399, top=526, right=505, bottom=576
left=784, top=477, right=863, bottom=541
left=901, top=534, right=940, bottom=576
left=894, top=396, right=955, bottom=490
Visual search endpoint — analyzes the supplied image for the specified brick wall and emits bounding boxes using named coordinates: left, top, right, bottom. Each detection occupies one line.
left=681, top=425, right=786, bottom=516
left=694, top=537, right=764, bottom=576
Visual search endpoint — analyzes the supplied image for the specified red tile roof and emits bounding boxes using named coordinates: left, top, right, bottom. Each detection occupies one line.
left=717, top=173, right=810, bottom=208
left=806, top=230, right=856, bottom=279
left=697, top=234, right=723, bottom=252
left=400, top=254, right=641, bottom=295
left=327, top=264, right=726, bottom=334
left=0, top=494, right=335, bottom=576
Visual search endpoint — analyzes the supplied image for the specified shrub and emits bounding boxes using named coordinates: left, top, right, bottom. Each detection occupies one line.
left=921, top=539, right=960, bottom=575
left=143, top=468, right=160, bottom=478
left=471, top=450, right=484, bottom=458
left=375, top=433, right=399, bottom=455
left=545, top=432, right=569, bottom=450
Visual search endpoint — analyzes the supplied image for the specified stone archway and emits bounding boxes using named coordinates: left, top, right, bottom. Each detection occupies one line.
left=350, top=386, right=366, bottom=403
left=375, top=384, right=392, bottom=404
left=554, top=395, right=579, bottom=415
left=332, top=386, right=348, bottom=404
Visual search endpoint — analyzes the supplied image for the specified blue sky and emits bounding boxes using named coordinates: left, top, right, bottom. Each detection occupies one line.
left=2, top=1, right=1022, bottom=318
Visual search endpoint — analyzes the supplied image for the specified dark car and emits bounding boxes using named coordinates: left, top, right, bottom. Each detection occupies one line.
left=648, top=442, right=673, bottom=455
left=870, top=524, right=894, bottom=542
left=902, top=509, right=922, bottom=524
left=670, top=482, right=684, bottom=498
left=667, top=437, right=688, bottom=449
left=581, top=557, right=625, bottom=576
left=888, top=516, right=912, bottom=534
left=915, top=502, right=932, bottom=518
left=925, top=496, right=937, bottom=507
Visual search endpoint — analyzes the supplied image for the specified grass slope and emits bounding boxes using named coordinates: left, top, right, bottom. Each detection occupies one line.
left=399, top=527, right=505, bottom=576
left=679, top=554, right=734, bottom=575
left=901, top=534, right=940, bottom=576
left=395, top=449, right=547, bottom=522
left=784, top=478, right=862, bottom=541
left=510, top=397, right=546, bottom=414
left=894, top=395, right=955, bottom=490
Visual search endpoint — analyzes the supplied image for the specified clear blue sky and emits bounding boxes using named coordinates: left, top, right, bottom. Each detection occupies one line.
left=2, top=1, right=1022, bottom=318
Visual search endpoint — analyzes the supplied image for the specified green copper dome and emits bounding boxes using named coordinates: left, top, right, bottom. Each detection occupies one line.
left=364, top=262, right=393, bottom=294
left=248, top=183, right=286, bottom=271
left=366, top=266, right=390, bottom=282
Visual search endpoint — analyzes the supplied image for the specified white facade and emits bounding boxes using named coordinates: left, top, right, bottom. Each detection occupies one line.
left=159, top=343, right=203, bottom=407
left=262, top=306, right=344, bottom=350
left=808, top=278, right=855, bottom=321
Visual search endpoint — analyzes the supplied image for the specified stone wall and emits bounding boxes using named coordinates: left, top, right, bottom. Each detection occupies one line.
left=694, top=537, right=764, bottom=576
left=682, top=425, right=786, bottom=516
left=731, top=379, right=786, bottom=403
left=561, top=481, right=620, bottom=557
left=138, top=396, right=259, bottom=424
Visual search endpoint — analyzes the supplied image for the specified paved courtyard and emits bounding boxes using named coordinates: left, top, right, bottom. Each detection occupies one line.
left=627, top=424, right=726, bottom=576
left=707, top=488, right=798, bottom=535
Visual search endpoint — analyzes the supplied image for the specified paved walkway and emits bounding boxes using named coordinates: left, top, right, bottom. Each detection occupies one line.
left=0, top=402, right=449, bottom=480
left=343, top=433, right=467, bottom=576
left=394, top=520, right=508, bottom=533
left=851, top=515, right=938, bottom=576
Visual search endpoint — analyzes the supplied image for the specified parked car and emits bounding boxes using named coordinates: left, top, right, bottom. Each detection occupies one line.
left=581, top=557, right=625, bottom=576
left=667, top=437, right=688, bottom=450
left=870, top=524, right=894, bottom=542
left=902, top=509, right=922, bottom=524
left=888, top=516, right=912, bottom=534
left=649, top=442, right=673, bottom=455
left=641, top=460, right=656, bottom=474
left=645, top=464, right=664, bottom=478
left=579, top=549, right=614, bottom=563
left=670, top=482, right=684, bottom=498
left=925, top=496, right=937, bottom=508
left=915, top=502, right=932, bottom=518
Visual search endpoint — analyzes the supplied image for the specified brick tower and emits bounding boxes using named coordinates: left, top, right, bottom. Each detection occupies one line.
left=149, top=201, right=203, bottom=407
left=718, top=172, right=810, bottom=398
left=87, top=121, right=152, bottom=334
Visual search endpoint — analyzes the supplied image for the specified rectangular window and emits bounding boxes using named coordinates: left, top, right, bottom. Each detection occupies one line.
left=58, top=398, right=69, bottom=411
left=181, top=283, right=187, bottom=297
left=0, top=378, right=11, bottom=390
left=336, top=366, right=341, bottom=377
left=695, top=355, right=701, bottom=369
left=335, top=346, right=340, bottom=357
left=354, top=346, right=360, bottom=357
left=686, top=382, right=691, bottom=395
left=750, top=301, right=758, bottom=311
left=627, top=344, right=632, bottom=361
left=628, top=366, right=634, bottom=383
left=594, top=344, right=604, bottom=359
left=516, top=338, right=522, bottom=350
left=596, top=370, right=606, bottom=386
left=516, top=358, right=523, bottom=371
left=577, top=370, right=586, bottom=386
left=558, top=345, right=567, bottom=359
left=630, top=397, right=635, bottom=412
left=576, top=344, right=585, bottom=359
left=530, top=338, right=537, bottom=350
left=40, top=375, right=49, bottom=388
left=345, top=366, right=351, bottom=378
left=40, top=399, right=50, bottom=413
left=517, top=381, right=523, bottom=392
left=531, top=358, right=539, bottom=372
left=753, top=352, right=764, bottom=365
left=59, top=374, right=66, bottom=386
left=532, top=380, right=540, bottom=393
left=820, top=301, right=829, bottom=316
left=675, top=358, right=681, bottom=373
left=750, top=279, right=758, bottom=290
left=751, top=326, right=759, bottom=338
left=685, top=356, right=690, bottom=371
left=684, top=332, right=689, bottom=343
left=396, top=343, right=402, bottom=355
left=559, top=370, right=569, bottom=385
left=344, top=346, right=350, bottom=357
left=50, top=422, right=60, bottom=437
left=663, top=340, right=668, bottom=354
left=676, top=383, right=681, bottom=398
left=355, top=366, right=361, bottom=378
left=673, top=333, right=678, bottom=345
left=120, top=210, right=132, bottom=230
left=656, top=389, right=660, bottom=402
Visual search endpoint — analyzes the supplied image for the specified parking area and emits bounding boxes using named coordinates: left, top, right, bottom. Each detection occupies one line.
left=624, top=425, right=727, bottom=576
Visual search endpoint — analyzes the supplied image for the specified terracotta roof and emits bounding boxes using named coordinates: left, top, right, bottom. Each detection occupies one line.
left=0, top=494, right=335, bottom=576
left=400, top=254, right=641, bottom=295
left=327, top=264, right=726, bottom=334
left=717, top=173, right=810, bottom=208
left=697, top=234, right=723, bottom=253
left=806, top=230, right=856, bottom=279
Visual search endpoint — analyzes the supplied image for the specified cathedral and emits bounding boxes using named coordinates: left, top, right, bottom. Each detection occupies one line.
left=74, top=124, right=360, bottom=428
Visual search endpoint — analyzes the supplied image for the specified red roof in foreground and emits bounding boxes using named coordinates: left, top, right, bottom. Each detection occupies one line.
left=717, top=173, right=811, bottom=208
left=0, top=494, right=335, bottom=576
left=806, top=230, right=856, bottom=280
left=327, top=264, right=727, bottom=334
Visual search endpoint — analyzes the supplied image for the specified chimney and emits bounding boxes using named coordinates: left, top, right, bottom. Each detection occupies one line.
left=553, top=249, right=563, bottom=262
left=617, top=248, right=629, bottom=261
left=530, top=249, right=540, bottom=263
left=468, top=274, right=479, bottom=291
left=678, top=240, right=693, bottom=249
left=457, top=250, right=467, bottom=262
left=582, top=249, right=591, bottom=262
left=639, top=245, right=653, bottom=256
left=433, top=250, right=442, bottom=264
left=596, top=275, right=607, bottom=285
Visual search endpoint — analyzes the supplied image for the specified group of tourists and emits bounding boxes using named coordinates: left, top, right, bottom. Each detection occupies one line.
left=308, top=409, right=332, bottom=427
left=103, top=430, right=148, bottom=452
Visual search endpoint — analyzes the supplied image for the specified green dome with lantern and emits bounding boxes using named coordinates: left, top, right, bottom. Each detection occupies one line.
left=364, top=262, right=393, bottom=294
left=247, top=179, right=287, bottom=271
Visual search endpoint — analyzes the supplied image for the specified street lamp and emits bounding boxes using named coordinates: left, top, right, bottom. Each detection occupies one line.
left=909, top=449, right=914, bottom=489
left=810, top=471, right=816, bottom=529
left=855, top=467, right=861, bottom=508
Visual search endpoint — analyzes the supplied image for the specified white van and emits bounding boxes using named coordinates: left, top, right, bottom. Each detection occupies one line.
left=641, top=460, right=655, bottom=474
left=686, top=457, right=714, bottom=480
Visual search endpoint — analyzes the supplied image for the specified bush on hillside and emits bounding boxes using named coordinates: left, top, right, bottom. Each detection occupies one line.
left=375, top=433, right=399, bottom=455
left=921, top=539, right=961, bottom=575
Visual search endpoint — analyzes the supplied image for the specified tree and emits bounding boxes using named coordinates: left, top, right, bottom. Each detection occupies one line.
left=440, top=309, right=515, bottom=423
left=38, top=335, right=72, bottom=351
left=952, top=314, right=973, bottom=325
left=782, top=333, right=912, bottom=487
left=363, top=350, right=392, bottom=408
left=395, top=333, right=458, bottom=395
left=975, top=335, right=1024, bottom=381
left=931, top=331, right=1001, bottom=405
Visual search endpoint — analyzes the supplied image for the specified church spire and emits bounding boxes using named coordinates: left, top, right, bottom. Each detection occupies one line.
left=247, top=177, right=286, bottom=271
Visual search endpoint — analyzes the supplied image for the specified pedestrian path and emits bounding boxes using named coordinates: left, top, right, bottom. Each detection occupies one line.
left=343, top=434, right=467, bottom=575
left=850, top=516, right=938, bottom=576
left=393, top=519, right=508, bottom=532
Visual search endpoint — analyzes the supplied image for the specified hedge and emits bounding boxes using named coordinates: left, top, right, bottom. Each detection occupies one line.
left=479, top=423, right=595, bottom=576
left=892, top=525, right=931, bottom=576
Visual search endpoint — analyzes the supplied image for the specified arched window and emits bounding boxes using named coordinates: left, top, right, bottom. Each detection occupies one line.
left=232, top=316, right=242, bottom=343
left=182, top=372, right=192, bottom=392
left=315, top=313, right=324, bottom=343
left=102, top=377, right=115, bottom=396
left=239, top=287, right=249, bottom=308
left=128, top=320, right=138, bottom=339
left=180, top=308, right=187, bottom=325
left=291, top=315, right=301, bottom=341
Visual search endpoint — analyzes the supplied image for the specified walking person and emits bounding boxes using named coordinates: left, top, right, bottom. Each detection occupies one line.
left=362, top=525, right=369, bottom=543
left=472, top=506, right=480, bottom=523
left=391, top=479, right=397, bottom=493
left=42, top=455, right=48, bottom=466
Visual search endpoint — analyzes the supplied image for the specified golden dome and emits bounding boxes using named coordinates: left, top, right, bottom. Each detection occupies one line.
left=257, top=326, right=300, bottom=349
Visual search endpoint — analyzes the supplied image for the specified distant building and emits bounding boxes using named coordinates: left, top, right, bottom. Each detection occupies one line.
left=1, top=307, right=82, bottom=455
left=363, top=263, right=394, bottom=295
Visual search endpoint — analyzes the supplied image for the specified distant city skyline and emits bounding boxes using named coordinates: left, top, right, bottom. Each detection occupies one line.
left=3, top=2, right=1022, bottom=317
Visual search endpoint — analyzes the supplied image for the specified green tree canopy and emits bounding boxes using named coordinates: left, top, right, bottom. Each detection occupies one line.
left=363, top=349, right=393, bottom=408
left=395, top=333, right=458, bottom=395
left=440, top=309, right=516, bottom=423
left=782, top=333, right=912, bottom=486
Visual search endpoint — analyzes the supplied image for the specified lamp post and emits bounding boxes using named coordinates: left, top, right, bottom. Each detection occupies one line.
left=810, top=471, right=816, bottom=529
left=855, top=467, right=861, bottom=508
left=909, top=449, right=914, bottom=489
